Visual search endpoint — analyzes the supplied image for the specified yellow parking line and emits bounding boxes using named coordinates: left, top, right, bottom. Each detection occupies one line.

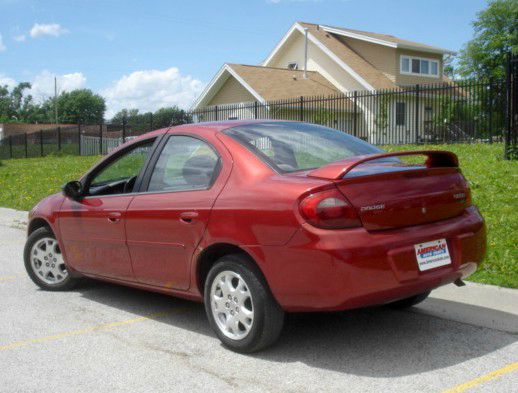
left=0, top=275, right=18, bottom=282
left=442, top=361, right=518, bottom=393
left=0, top=311, right=171, bottom=351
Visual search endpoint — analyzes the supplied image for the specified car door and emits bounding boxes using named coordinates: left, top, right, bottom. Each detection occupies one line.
left=125, top=134, right=229, bottom=290
left=58, top=138, right=156, bottom=280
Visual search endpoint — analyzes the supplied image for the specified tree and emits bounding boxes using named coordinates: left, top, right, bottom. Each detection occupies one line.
left=110, top=106, right=191, bottom=130
left=457, top=0, right=518, bottom=81
left=56, top=89, right=106, bottom=124
left=0, top=82, right=45, bottom=123
left=153, top=106, right=191, bottom=127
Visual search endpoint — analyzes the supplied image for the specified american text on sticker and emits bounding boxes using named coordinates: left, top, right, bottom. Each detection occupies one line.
left=414, top=239, right=452, bottom=271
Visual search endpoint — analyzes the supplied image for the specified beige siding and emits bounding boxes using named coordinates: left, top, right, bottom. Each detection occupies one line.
left=268, top=33, right=366, bottom=92
left=337, top=37, right=397, bottom=82
left=395, top=49, right=444, bottom=85
left=206, top=76, right=256, bottom=106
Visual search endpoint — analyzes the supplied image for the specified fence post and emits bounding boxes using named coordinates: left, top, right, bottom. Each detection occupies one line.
left=215, top=106, right=219, bottom=121
left=504, top=53, right=512, bottom=159
left=415, top=84, right=420, bottom=144
left=57, top=127, right=61, bottom=151
left=24, top=132, right=28, bottom=158
left=8, top=135, right=12, bottom=159
left=299, top=96, right=304, bottom=121
left=77, top=124, right=81, bottom=155
left=99, top=124, right=103, bottom=155
left=254, top=101, right=258, bottom=119
left=488, top=80, right=493, bottom=144
left=40, top=130, right=44, bottom=156
left=122, top=116, right=127, bottom=143
left=353, top=91, right=358, bottom=136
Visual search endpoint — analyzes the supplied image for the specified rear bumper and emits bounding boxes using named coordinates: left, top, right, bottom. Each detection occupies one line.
left=245, top=206, right=486, bottom=312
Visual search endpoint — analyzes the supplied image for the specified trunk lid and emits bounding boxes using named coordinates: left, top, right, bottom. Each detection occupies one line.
left=307, top=151, right=471, bottom=231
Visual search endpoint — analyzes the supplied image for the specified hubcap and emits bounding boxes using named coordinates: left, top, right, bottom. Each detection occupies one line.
left=30, top=237, right=68, bottom=285
left=210, top=270, right=254, bottom=340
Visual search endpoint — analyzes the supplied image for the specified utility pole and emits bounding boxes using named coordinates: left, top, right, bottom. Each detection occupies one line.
left=303, top=28, right=309, bottom=79
left=54, top=77, right=58, bottom=125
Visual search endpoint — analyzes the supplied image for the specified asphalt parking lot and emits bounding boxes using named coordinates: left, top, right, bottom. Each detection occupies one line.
left=0, top=208, right=516, bottom=393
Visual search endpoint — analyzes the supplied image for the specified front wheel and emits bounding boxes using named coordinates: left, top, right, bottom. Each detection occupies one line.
left=204, top=254, right=284, bottom=353
left=24, top=227, right=80, bottom=291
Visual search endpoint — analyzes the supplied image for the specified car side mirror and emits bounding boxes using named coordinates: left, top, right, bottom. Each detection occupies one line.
left=62, top=181, right=84, bottom=201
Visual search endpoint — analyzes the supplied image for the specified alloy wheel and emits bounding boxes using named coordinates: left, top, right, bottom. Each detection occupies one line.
left=210, top=270, right=254, bottom=340
left=30, top=237, right=68, bottom=285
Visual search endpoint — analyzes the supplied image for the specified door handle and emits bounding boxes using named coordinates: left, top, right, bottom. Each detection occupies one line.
left=107, top=212, right=122, bottom=223
left=180, top=211, right=199, bottom=223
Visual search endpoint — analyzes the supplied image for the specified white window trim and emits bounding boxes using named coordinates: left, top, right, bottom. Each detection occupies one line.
left=400, top=55, right=440, bottom=78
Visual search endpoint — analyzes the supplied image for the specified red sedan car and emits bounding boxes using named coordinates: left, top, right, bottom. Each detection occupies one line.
left=24, top=120, right=486, bottom=352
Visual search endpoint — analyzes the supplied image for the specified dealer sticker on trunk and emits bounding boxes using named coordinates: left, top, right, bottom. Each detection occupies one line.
left=414, top=239, right=452, bottom=271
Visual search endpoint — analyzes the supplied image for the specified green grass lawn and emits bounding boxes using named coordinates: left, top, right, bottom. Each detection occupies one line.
left=0, top=143, right=516, bottom=288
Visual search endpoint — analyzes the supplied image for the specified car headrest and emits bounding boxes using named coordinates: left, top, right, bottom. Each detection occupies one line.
left=182, top=155, right=217, bottom=187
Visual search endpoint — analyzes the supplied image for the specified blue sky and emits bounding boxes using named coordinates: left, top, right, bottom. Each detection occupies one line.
left=0, top=0, right=487, bottom=117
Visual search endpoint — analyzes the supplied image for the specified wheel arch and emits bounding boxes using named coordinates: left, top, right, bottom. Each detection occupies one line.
left=28, top=217, right=53, bottom=235
left=195, top=243, right=268, bottom=296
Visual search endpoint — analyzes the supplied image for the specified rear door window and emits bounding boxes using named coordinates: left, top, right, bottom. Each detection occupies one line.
left=147, top=136, right=220, bottom=192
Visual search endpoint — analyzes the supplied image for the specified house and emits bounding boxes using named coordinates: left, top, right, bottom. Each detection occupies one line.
left=192, top=22, right=457, bottom=143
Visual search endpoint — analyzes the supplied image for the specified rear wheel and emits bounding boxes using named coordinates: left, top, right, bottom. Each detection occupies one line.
left=24, top=227, right=80, bottom=291
left=387, top=291, right=431, bottom=309
left=204, top=254, right=284, bottom=353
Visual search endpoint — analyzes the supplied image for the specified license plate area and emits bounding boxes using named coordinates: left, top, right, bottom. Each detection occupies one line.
left=414, top=238, right=451, bottom=271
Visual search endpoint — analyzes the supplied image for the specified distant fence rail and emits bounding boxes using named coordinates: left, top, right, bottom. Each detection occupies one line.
left=0, top=66, right=517, bottom=160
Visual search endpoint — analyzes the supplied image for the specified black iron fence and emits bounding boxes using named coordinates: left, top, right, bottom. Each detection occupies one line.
left=0, top=122, right=152, bottom=160
left=506, top=54, right=518, bottom=159
left=190, top=79, right=508, bottom=146
left=0, top=75, right=516, bottom=160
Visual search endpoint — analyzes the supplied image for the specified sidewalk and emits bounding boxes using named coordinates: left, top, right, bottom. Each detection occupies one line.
left=417, top=282, right=518, bottom=334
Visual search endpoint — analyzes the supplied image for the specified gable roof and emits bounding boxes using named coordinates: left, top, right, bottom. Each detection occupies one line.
left=192, top=63, right=341, bottom=109
left=229, top=64, right=340, bottom=100
left=299, top=22, right=397, bottom=90
left=263, top=22, right=454, bottom=91
left=320, top=25, right=456, bottom=55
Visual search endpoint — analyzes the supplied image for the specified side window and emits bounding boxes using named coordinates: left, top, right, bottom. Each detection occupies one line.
left=147, top=136, right=220, bottom=192
left=89, top=139, right=154, bottom=194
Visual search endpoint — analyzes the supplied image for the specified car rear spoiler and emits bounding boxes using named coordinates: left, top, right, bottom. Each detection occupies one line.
left=307, top=150, right=459, bottom=180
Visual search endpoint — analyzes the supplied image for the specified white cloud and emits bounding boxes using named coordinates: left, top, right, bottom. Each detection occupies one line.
left=14, top=34, right=26, bottom=42
left=102, top=67, right=204, bottom=118
left=29, top=23, right=68, bottom=38
left=0, top=35, right=6, bottom=51
left=0, top=74, right=16, bottom=88
left=29, top=71, right=86, bottom=101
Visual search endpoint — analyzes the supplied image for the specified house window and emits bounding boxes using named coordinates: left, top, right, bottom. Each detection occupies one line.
left=401, top=57, right=410, bottom=73
left=287, top=62, right=298, bottom=70
left=396, top=102, right=406, bottom=126
left=400, top=55, right=439, bottom=77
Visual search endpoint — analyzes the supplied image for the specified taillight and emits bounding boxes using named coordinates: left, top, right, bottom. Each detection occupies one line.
left=299, top=188, right=361, bottom=229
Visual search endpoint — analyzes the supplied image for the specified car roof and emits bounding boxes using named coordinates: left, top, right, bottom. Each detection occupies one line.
left=136, top=119, right=298, bottom=140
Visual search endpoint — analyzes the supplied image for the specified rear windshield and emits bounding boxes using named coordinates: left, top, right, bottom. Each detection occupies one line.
left=223, top=122, right=383, bottom=173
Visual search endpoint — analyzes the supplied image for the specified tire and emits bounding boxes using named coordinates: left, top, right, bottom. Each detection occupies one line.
left=24, top=227, right=80, bottom=291
left=387, top=291, right=431, bottom=309
left=204, top=254, right=285, bottom=353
